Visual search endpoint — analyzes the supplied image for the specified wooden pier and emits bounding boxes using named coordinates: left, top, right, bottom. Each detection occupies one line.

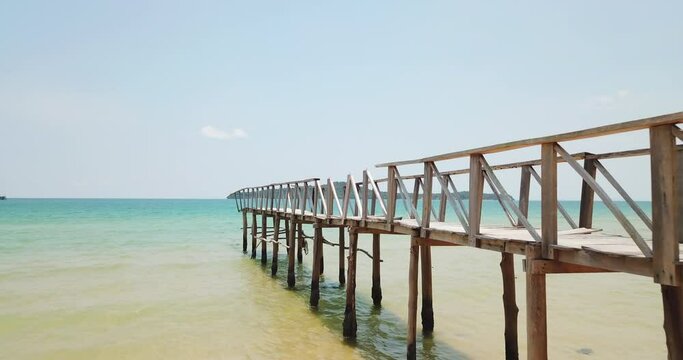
left=229, top=112, right=683, bottom=359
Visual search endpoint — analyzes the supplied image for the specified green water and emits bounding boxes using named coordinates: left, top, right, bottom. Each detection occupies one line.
left=0, top=199, right=667, bottom=359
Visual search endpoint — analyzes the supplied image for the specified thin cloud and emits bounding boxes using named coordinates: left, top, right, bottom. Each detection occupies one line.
left=201, top=126, right=248, bottom=140
left=594, top=89, right=629, bottom=107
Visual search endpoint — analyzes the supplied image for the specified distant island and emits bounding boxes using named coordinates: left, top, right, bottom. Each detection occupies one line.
left=228, top=181, right=512, bottom=202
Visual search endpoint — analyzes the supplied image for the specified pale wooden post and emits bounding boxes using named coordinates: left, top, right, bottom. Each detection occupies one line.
left=469, top=154, right=484, bottom=246
left=501, top=253, right=519, bottom=360
left=371, top=233, right=382, bottom=306
left=541, top=144, right=557, bottom=259
left=343, top=228, right=359, bottom=338
left=407, top=236, right=420, bottom=360
left=271, top=215, right=280, bottom=276
left=251, top=212, right=257, bottom=259
left=579, top=156, right=597, bottom=228
left=517, top=166, right=531, bottom=227
left=421, top=162, right=434, bottom=238
left=420, top=243, right=434, bottom=333
left=525, top=246, right=547, bottom=360
left=386, top=167, right=397, bottom=227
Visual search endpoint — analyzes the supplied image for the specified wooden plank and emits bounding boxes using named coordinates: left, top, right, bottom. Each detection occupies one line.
left=367, top=171, right=387, bottom=215
left=518, top=166, right=531, bottom=227
left=527, top=260, right=614, bottom=274
left=650, top=125, right=679, bottom=285
left=407, top=236, right=420, bottom=360
left=328, top=178, right=343, bottom=216
left=438, top=190, right=447, bottom=222
left=338, top=227, right=346, bottom=284
left=271, top=215, right=280, bottom=276
left=578, top=157, right=597, bottom=228
left=386, top=167, right=397, bottom=223
left=362, top=170, right=369, bottom=223
left=420, top=244, right=434, bottom=333
left=594, top=160, right=653, bottom=231
left=432, top=164, right=470, bottom=231
left=556, top=143, right=653, bottom=257
left=343, top=229, right=359, bottom=338
left=287, top=218, right=296, bottom=288
left=541, top=143, right=558, bottom=259
left=395, top=168, right=421, bottom=223
left=525, top=246, right=547, bottom=360
left=372, top=234, right=382, bottom=306
left=376, top=111, right=683, bottom=167
left=528, top=166, right=578, bottom=229
left=483, top=169, right=517, bottom=226
left=501, top=253, right=519, bottom=360
left=310, top=222, right=323, bottom=307
left=469, top=154, right=484, bottom=246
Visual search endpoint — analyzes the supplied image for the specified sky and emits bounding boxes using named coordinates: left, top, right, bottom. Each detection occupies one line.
left=1, top=1, right=681, bottom=199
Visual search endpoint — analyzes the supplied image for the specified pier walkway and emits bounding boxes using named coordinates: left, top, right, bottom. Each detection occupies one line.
left=229, top=112, right=683, bottom=359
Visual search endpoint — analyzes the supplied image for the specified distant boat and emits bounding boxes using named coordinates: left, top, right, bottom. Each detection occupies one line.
left=0, top=196, right=6, bottom=200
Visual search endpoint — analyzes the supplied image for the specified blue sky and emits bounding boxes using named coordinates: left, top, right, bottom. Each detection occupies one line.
left=1, top=1, right=681, bottom=199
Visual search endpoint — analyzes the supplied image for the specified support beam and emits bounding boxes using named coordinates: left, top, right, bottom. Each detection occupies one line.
left=271, top=215, right=280, bottom=276
left=527, top=260, right=614, bottom=274
left=338, top=227, right=346, bottom=284
left=420, top=244, right=434, bottom=333
left=407, top=236, right=420, bottom=360
left=650, top=125, right=680, bottom=285
left=297, top=222, right=304, bottom=264
left=287, top=218, right=296, bottom=288
left=372, top=234, right=382, bottom=306
left=320, top=233, right=325, bottom=275
left=242, top=210, right=248, bottom=253
left=541, top=143, right=558, bottom=259
left=661, top=284, right=683, bottom=359
left=251, top=212, right=257, bottom=259
left=261, top=215, right=268, bottom=265
left=525, top=246, right=547, bottom=360
left=343, top=229, right=359, bottom=338
left=579, top=157, right=597, bottom=229
left=501, top=253, right=519, bottom=360
left=310, top=222, right=323, bottom=307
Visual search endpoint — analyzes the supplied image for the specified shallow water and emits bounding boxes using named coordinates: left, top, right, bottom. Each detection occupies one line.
left=0, top=199, right=667, bottom=359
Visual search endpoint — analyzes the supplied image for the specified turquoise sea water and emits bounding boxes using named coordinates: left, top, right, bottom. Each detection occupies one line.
left=0, top=199, right=666, bottom=359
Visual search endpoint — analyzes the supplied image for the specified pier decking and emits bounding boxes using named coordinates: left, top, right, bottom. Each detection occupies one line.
left=229, top=112, right=683, bottom=359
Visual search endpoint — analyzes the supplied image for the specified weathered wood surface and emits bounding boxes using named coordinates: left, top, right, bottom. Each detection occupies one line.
left=500, top=253, right=519, bottom=360
left=525, top=246, right=547, bottom=360
left=420, top=243, right=434, bottom=333
left=343, top=229, right=359, bottom=338
left=407, top=236, right=419, bottom=360
left=372, top=233, right=382, bottom=306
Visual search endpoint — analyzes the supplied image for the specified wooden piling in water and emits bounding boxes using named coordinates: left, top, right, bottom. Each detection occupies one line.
left=420, top=243, right=434, bottom=333
left=372, top=233, right=383, bottom=307
left=343, top=228, right=359, bottom=338
left=407, top=236, right=420, bottom=360
left=242, top=211, right=247, bottom=253
left=338, top=227, right=346, bottom=285
left=251, top=212, right=257, bottom=259
left=297, top=222, right=304, bottom=264
left=271, top=215, right=280, bottom=276
left=661, top=284, right=683, bottom=359
left=320, top=234, right=325, bottom=275
left=310, top=222, right=323, bottom=307
left=261, top=215, right=268, bottom=265
left=525, top=246, right=547, bottom=360
left=501, top=252, right=519, bottom=360
left=287, top=218, right=296, bottom=288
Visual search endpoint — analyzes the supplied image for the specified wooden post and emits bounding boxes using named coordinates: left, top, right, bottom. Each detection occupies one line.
left=310, top=222, right=323, bottom=307
left=386, top=167, right=397, bottom=226
left=525, top=246, right=547, bottom=360
left=661, top=284, right=683, bottom=359
left=650, top=124, right=679, bottom=285
left=407, top=236, right=420, bottom=360
left=297, top=222, right=304, bottom=264
left=421, top=162, right=434, bottom=236
left=541, top=143, right=557, bottom=259
left=372, top=233, right=382, bottom=306
left=320, top=233, right=325, bottom=275
left=284, top=219, right=290, bottom=255
left=517, top=166, right=531, bottom=227
left=578, top=157, right=597, bottom=229
left=501, top=253, right=519, bottom=360
left=271, top=215, right=280, bottom=276
left=339, top=227, right=346, bottom=284
left=251, top=212, right=257, bottom=259
left=261, top=214, right=268, bottom=265
left=343, top=228, right=359, bottom=338
left=287, top=218, right=296, bottom=288
left=242, top=210, right=248, bottom=253
left=420, top=243, right=434, bottom=333
left=469, top=154, right=484, bottom=246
